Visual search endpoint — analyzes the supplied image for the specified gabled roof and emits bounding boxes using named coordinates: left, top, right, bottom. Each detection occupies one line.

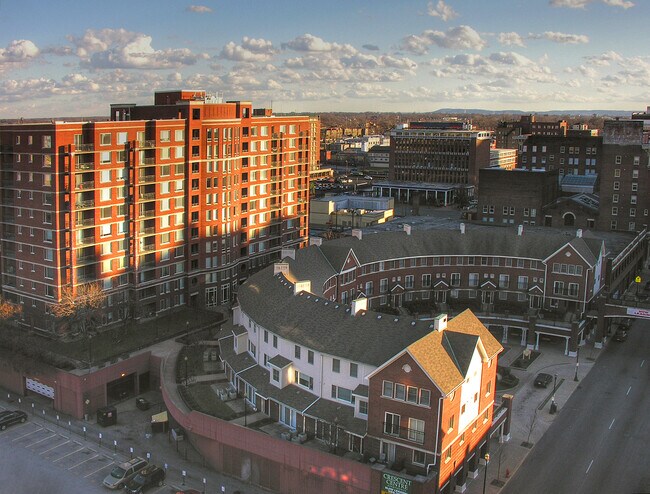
left=402, top=310, right=502, bottom=396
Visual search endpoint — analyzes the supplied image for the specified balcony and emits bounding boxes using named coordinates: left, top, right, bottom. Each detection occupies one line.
left=75, top=217, right=95, bottom=227
left=76, top=143, right=94, bottom=152
left=139, top=209, right=155, bottom=218
left=137, top=140, right=156, bottom=148
left=140, top=192, right=156, bottom=200
left=75, top=254, right=97, bottom=265
left=140, top=226, right=156, bottom=235
left=138, top=175, right=156, bottom=183
left=141, top=243, right=156, bottom=252
left=75, top=199, right=95, bottom=209
left=77, top=236, right=96, bottom=245
left=142, top=157, right=156, bottom=165
left=382, top=423, right=425, bottom=445
left=75, top=180, right=95, bottom=190
left=75, top=162, right=94, bottom=171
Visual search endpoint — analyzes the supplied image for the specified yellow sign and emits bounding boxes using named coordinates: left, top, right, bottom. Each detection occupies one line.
left=635, top=276, right=642, bottom=283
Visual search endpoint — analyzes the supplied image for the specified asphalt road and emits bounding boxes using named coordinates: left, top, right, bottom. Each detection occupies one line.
left=501, top=318, right=650, bottom=494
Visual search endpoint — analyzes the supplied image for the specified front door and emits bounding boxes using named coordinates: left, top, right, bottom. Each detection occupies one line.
left=281, top=405, right=296, bottom=429
left=381, top=442, right=396, bottom=464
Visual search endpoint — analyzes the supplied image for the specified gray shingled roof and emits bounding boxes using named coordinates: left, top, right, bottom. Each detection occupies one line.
left=238, top=270, right=436, bottom=367
left=441, top=332, right=479, bottom=377
left=309, top=229, right=603, bottom=275
left=238, top=365, right=319, bottom=412
left=303, top=399, right=367, bottom=437
left=268, top=354, right=293, bottom=369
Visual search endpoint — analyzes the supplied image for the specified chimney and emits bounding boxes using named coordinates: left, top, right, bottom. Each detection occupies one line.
left=310, top=237, right=323, bottom=246
left=517, top=225, right=524, bottom=236
left=281, top=248, right=296, bottom=260
left=433, top=313, right=447, bottom=331
left=351, top=229, right=362, bottom=240
left=294, top=280, right=311, bottom=295
left=576, top=229, right=583, bottom=238
left=460, top=223, right=465, bottom=234
left=351, top=297, right=368, bottom=316
left=404, top=224, right=412, bottom=236
left=274, top=262, right=289, bottom=275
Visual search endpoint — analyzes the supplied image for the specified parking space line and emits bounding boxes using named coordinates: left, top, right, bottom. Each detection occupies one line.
left=11, top=427, right=42, bottom=441
left=84, top=461, right=114, bottom=478
left=40, top=440, right=70, bottom=455
left=53, top=446, right=86, bottom=463
left=68, top=454, right=99, bottom=470
left=26, top=433, right=56, bottom=447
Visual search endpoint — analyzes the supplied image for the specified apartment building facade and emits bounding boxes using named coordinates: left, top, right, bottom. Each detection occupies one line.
left=477, top=167, right=559, bottom=226
left=495, top=115, right=568, bottom=150
left=597, top=118, right=650, bottom=232
left=388, top=122, right=491, bottom=187
left=519, top=133, right=602, bottom=176
left=0, top=90, right=319, bottom=332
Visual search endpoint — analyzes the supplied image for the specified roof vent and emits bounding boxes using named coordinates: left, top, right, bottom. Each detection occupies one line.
left=294, top=280, right=311, bottom=295
left=309, top=237, right=323, bottom=246
left=576, top=229, right=583, bottom=238
left=517, top=225, right=524, bottom=236
left=404, top=224, right=412, bottom=236
left=351, top=229, right=363, bottom=240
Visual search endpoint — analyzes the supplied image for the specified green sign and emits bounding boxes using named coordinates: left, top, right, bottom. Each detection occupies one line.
left=381, top=472, right=412, bottom=494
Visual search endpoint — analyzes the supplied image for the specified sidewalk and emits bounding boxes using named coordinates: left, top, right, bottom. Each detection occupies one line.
left=462, top=335, right=602, bottom=494
left=0, top=387, right=269, bottom=494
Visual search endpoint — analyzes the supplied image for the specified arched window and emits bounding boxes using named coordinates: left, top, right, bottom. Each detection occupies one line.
left=563, top=213, right=576, bottom=226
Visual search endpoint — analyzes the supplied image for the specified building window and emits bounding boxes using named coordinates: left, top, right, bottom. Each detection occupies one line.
left=382, top=380, right=394, bottom=398
left=384, top=412, right=400, bottom=436
left=407, top=386, right=418, bottom=403
left=448, top=414, right=454, bottom=431
left=272, top=334, right=278, bottom=348
left=499, top=274, right=509, bottom=289
left=350, top=362, right=358, bottom=378
left=332, top=358, right=340, bottom=373
left=408, top=418, right=425, bottom=444
left=395, top=383, right=406, bottom=401
left=272, top=369, right=279, bottom=382
left=358, top=400, right=368, bottom=416
left=451, top=273, right=461, bottom=287
left=419, top=389, right=431, bottom=407
left=100, top=133, right=111, bottom=146
left=294, top=345, right=301, bottom=359
left=308, top=350, right=314, bottom=364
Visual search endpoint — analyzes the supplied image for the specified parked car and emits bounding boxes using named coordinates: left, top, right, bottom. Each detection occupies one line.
left=0, top=410, right=27, bottom=430
left=123, top=464, right=165, bottom=493
left=135, top=397, right=151, bottom=411
left=103, top=457, right=148, bottom=489
left=534, top=373, right=553, bottom=388
left=613, top=329, right=628, bottom=342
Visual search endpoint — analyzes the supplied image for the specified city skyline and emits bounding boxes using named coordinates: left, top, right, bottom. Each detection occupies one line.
left=1, top=0, right=649, bottom=118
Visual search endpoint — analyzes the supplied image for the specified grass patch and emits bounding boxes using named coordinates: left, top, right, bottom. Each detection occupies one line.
left=182, top=382, right=237, bottom=420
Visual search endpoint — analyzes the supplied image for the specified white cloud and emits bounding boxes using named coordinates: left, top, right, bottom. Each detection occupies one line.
left=584, top=50, right=623, bottom=66
left=550, top=0, right=634, bottom=8
left=186, top=5, right=212, bottom=13
left=67, top=29, right=208, bottom=69
left=400, top=25, right=487, bottom=54
left=427, top=1, right=459, bottom=21
left=532, top=31, right=589, bottom=44
left=0, top=40, right=40, bottom=72
left=220, top=37, right=277, bottom=62
left=283, top=34, right=341, bottom=52
left=498, top=32, right=526, bottom=47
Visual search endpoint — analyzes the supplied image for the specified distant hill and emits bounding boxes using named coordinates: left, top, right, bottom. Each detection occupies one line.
left=433, top=108, right=631, bottom=117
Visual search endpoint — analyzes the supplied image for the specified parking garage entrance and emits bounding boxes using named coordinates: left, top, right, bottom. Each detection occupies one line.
left=106, top=372, right=136, bottom=404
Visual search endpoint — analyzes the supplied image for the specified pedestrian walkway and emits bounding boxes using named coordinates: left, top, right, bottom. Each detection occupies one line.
left=462, top=335, right=602, bottom=494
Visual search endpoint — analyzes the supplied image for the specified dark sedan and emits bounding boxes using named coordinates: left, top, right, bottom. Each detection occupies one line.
left=534, top=373, right=553, bottom=388
left=0, top=410, right=27, bottom=430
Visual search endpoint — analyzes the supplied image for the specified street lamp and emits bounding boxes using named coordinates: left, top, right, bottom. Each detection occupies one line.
left=574, top=346, right=580, bottom=382
left=482, top=453, right=490, bottom=494
left=550, top=373, right=558, bottom=414
left=183, top=355, right=188, bottom=386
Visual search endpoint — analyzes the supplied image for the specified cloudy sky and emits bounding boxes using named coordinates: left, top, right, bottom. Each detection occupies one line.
left=1, top=0, right=648, bottom=117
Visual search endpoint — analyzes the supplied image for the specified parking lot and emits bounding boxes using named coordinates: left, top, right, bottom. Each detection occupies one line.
left=0, top=404, right=170, bottom=493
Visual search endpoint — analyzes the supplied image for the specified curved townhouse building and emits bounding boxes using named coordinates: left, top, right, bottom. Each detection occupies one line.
left=220, top=225, right=646, bottom=492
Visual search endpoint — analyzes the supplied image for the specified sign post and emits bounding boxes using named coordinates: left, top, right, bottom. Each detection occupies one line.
left=635, top=275, right=642, bottom=296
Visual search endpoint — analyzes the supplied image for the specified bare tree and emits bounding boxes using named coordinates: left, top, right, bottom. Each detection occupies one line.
left=52, top=283, right=105, bottom=336
left=525, top=409, right=538, bottom=446
left=0, top=296, right=21, bottom=321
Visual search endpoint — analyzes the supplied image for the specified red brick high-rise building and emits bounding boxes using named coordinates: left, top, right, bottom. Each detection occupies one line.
left=0, top=90, right=319, bottom=332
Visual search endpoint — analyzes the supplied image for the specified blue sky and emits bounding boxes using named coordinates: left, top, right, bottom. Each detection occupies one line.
left=1, top=0, right=648, bottom=117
